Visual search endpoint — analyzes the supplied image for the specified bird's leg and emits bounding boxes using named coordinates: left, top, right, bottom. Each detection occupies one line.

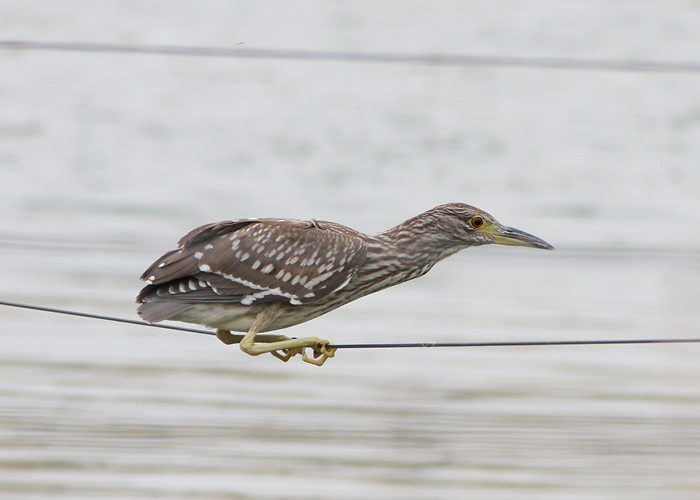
left=216, top=330, right=289, bottom=345
left=216, top=325, right=335, bottom=365
left=216, top=329, right=300, bottom=362
left=215, top=330, right=245, bottom=345
left=229, top=303, right=336, bottom=365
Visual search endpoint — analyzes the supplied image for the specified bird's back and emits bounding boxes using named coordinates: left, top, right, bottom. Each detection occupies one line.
left=136, top=218, right=369, bottom=323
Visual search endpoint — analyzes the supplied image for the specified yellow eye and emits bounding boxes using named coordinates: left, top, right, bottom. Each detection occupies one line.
left=470, top=216, right=485, bottom=229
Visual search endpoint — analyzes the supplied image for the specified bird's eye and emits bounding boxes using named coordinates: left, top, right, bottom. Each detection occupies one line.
left=470, top=216, right=485, bottom=229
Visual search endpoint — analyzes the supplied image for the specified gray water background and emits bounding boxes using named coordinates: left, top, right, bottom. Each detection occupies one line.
left=1, top=2, right=700, bottom=498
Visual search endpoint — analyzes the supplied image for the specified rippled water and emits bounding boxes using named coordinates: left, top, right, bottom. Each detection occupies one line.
left=2, top=2, right=700, bottom=499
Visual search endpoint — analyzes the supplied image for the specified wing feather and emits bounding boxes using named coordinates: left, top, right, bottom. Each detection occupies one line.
left=136, top=218, right=368, bottom=319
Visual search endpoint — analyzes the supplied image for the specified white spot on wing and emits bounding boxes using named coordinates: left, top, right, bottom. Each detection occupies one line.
left=336, top=274, right=353, bottom=292
left=261, top=263, right=274, bottom=274
left=304, top=271, right=334, bottom=289
left=251, top=260, right=261, bottom=270
left=199, top=264, right=212, bottom=272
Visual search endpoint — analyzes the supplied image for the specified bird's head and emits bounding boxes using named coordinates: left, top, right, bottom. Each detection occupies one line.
left=425, top=203, right=555, bottom=251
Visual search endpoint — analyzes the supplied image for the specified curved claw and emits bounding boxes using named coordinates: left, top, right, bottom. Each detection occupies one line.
left=301, top=342, right=337, bottom=366
left=270, top=347, right=303, bottom=362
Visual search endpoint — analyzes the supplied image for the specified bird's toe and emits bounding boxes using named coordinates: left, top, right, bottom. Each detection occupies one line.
left=301, top=340, right=337, bottom=366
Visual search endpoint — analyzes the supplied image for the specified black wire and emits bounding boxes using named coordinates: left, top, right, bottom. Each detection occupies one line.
left=2, top=40, right=699, bottom=74
left=327, top=339, right=700, bottom=349
left=0, top=300, right=215, bottom=336
left=2, top=299, right=700, bottom=349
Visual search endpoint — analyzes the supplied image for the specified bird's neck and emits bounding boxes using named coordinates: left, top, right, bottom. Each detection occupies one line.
left=341, top=222, right=465, bottom=298
left=371, top=221, right=465, bottom=281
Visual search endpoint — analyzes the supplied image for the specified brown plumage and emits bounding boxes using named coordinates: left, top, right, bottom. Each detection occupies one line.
left=137, top=203, right=553, bottom=365
left=137, top=218, right=368, bottom=322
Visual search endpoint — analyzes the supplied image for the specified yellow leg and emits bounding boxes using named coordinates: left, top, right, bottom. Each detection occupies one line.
left=215, top=304, right=337, bottom=366
left=216, top=330, right=289, bottom=345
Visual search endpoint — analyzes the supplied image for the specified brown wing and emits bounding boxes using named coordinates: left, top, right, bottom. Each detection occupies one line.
left=136, top=218, right=368, bottom=322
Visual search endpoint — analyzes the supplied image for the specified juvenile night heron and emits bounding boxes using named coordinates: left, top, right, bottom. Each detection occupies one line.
left=136, top=203, right=553, bottom=365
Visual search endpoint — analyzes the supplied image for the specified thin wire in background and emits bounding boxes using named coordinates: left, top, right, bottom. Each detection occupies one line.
left=1, top=40, right=700, bottom=74
left=2, top=300, right=700, bottom=350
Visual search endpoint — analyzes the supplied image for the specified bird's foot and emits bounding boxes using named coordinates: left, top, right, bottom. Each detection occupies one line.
left=269, top=341, right=336, bottom=365
left=269, top=339, right=336, bottom=366
left=234, top=333, right=336, bottom=366
left=301, top=341, right=337, bottom=366
left=270, top=347, right=303, bottom=362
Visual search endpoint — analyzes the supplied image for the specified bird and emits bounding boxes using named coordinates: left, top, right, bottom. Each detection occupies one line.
left=136, top=203, right=553, bottom=365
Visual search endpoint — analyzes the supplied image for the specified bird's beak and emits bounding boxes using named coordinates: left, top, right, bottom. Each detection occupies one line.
left=489, top=225, right=554, bottom=250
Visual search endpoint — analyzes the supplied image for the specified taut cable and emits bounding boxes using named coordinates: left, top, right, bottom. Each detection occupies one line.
left=2, top=300, right=700, bottom=349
